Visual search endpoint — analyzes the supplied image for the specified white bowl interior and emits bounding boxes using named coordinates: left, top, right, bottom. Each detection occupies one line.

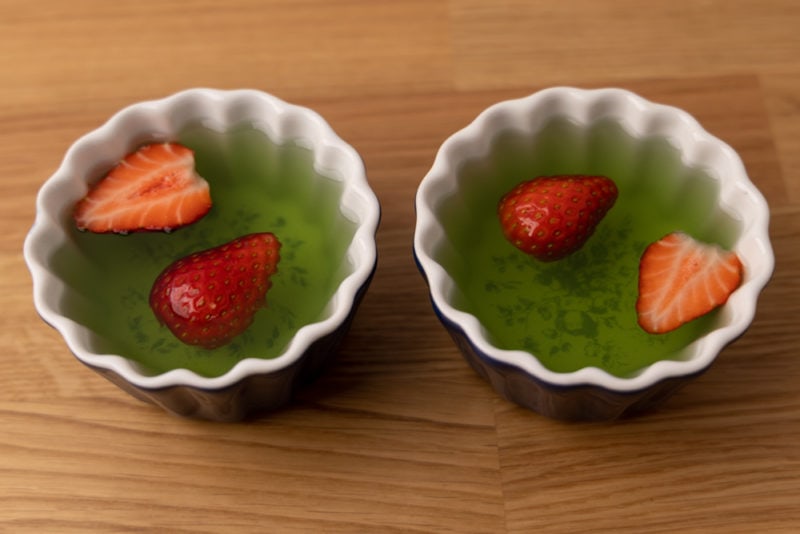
left=24, top=88, right=379, bottom=390
left=414, top=87, right=773, bottom=392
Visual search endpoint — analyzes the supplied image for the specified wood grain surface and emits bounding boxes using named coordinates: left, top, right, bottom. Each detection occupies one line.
left=2, top=1, right=799, bottom=532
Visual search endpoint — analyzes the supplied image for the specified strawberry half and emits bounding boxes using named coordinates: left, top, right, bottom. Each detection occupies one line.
left=73, top=142, right=212, bottom=234
left=149, top=233, right=281, bottom=349
left=497, top=175, right=618, bottom=261
left=636, top=232, right=743, bottom=334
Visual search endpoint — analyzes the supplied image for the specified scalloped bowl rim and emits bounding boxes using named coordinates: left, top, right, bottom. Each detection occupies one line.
left=414, top=86, right=774, bottom=393
left=24, top=88, right=380, bottom=391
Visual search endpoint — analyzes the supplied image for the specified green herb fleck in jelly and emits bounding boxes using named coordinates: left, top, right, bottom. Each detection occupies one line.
left=52, top=123, right=357, bottom=378
left=439, top=117, right=741, bottom=377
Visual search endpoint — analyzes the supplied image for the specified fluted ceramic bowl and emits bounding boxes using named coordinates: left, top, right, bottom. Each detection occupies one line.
left=414, top=87, right=773, bottom=421
left=24, top=88, right=380, bottom=421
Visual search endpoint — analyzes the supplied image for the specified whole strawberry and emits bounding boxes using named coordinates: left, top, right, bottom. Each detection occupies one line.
left=149, top=233, right=281, bottom=349
left=497, top=175, right=618, bottom=261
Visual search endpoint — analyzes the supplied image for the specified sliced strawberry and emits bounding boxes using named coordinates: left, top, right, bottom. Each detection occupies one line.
left=498, top=175, right=618, bottom=261
left=73, top=142, right=212, bottom=234
left=636, top=232, right=743, bottom=334
left=149, top=233, right=281, bottom=349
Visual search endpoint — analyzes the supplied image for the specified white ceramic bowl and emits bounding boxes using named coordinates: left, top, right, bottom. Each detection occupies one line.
left=414, top=87, right=773, bottom=421
left=25, top=88, right=380, bottom=421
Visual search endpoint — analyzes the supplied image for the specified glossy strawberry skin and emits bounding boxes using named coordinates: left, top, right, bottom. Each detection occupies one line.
left=149, top=233, right=281, bottom=349
left=497, top=175, right=618, bottom=261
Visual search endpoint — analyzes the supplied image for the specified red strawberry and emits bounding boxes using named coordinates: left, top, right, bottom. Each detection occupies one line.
left=636, top=232, right=743, bottom=334
left=74, top=142, right=212, bottom=234
left=149, top=233, right=281, bottom=349
left=497, top=175, right=618, bottom=261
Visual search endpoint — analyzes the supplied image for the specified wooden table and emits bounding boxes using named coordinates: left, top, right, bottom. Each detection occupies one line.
left=2, top=1, right=799, bottom=532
